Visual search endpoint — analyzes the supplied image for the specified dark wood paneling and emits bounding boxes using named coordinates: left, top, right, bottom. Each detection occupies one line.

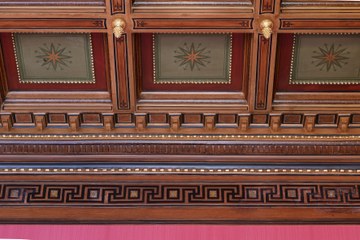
left=111, top=0, right=125, bottom=14
left=260, top=0, right=275, bottom=13
left=282, top=114, right=303, bottom=125
left=114, top=35, right=130, bottom=110
left=255, top=35, right=272, bottom=110
left=0, top=38, right=7, bottom=107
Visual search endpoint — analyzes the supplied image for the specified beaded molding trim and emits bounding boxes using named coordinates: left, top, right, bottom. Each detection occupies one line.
left=0, top=133, right=360, bottom=141
left=12, top=32, right=95, bottom=84
left=0, top=166, right=359, bottom=175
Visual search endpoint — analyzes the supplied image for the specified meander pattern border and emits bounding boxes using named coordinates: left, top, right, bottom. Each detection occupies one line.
left=1, top=182, right=360, bottom=206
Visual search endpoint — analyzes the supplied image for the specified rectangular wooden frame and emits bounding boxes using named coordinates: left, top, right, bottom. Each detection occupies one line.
left=134, top=32, right=252, bottom=112
left=0, top=31, right=112, bottom=112
left=273, top=32, right=360, bottom=111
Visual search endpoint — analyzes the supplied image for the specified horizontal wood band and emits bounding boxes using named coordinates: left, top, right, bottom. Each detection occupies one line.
left=281, top=19, right=360, bottom=29
left=133, top=18, right=252, bottom=29
left=0, top=19, right=106, bottom=29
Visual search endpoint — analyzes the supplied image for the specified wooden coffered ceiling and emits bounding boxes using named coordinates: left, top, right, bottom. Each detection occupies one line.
left=1, top=0, right=360, bottom=223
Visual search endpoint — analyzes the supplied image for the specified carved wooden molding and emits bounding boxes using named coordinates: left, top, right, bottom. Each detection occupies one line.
left=1, top=140, right=360, bottom=155
left=281, top=1, right=360, bottom=13
left=131, top=0, right=254, bottom=13
left=133, top=18, right=253, bottom=29
left=0, top=173, right=360, bottom=223
left=0, top=0, right=106, bottom=13
left=1, top=182, right=359, bottom=207
left=1, top=112, right=359, bottom=135
left=0, top=19, right=106, bottom=29
left=280, top=19, right=360, bottom=29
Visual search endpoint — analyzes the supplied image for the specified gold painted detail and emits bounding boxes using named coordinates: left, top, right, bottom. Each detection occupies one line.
left=0, top=167, right=359, bottom=175
left=112, top=18, right=126, bottom=39
left=1, top=134, right=360, bottom=141
left=260, top=19, right=273, bottom=40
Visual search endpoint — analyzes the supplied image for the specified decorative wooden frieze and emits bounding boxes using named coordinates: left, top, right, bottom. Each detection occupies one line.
left=1, top=181, right=360, bottom=206
left=0, top=112, right=359, bottom=134
left=133, top=18, right=252, bottom=29
left=2, top=138, right=360, bottom=155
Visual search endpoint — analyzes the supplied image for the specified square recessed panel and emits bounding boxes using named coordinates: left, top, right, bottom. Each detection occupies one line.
left=290, top=34, right=360, bottom=85
left=13, top=33, right=95, bottom=84
left=153, top=33, right=232, bottom=84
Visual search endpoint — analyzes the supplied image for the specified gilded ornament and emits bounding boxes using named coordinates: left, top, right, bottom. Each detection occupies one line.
left=260, top=19, right=273, bottom=40
left=112, top=18, right=126, bottom=39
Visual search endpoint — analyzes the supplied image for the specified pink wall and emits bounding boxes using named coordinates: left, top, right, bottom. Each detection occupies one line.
left=0, top=225, right=359, bottom=240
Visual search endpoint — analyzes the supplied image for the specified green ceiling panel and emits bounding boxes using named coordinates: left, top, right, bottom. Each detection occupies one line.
left=290, top=34, right=360, bottom=85
left=13, top=33, right=95, bottom=84
left=153, top=33, right=232, bottom=84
